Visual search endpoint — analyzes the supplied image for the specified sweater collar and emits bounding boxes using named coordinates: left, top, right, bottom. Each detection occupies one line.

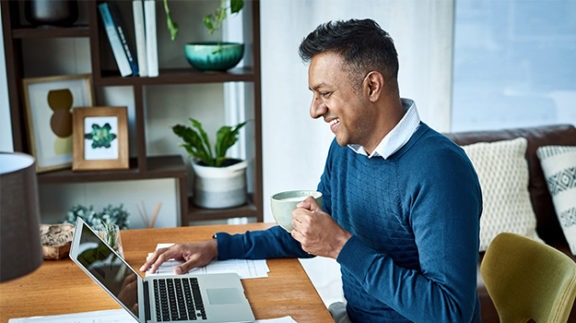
left=348, top=98, right=421, bottom=159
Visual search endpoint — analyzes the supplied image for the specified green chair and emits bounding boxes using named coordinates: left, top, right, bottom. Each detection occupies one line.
left=481, top=232, right=576, bottom=323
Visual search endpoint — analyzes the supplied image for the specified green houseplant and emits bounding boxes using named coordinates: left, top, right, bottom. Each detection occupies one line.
left=172, top=118, right=249, bottom=209
left=163, top=0, right=245, bottom=71
left=163, top=0, right=244, bottom=40
left=172, top=118, right=246, bottom=167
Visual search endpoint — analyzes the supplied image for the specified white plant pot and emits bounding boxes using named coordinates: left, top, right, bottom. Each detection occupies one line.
left=191, top=159, right=248, bottom=209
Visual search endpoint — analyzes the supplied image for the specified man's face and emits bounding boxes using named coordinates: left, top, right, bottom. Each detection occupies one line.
left=308, top=52, right=377, bottom=149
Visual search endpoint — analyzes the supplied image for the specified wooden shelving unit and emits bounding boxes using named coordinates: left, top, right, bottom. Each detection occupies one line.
left=1, top=0, right=263, bottom=225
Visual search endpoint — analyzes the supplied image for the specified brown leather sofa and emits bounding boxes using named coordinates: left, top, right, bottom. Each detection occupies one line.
left=445, top=124, right=576, bottom=322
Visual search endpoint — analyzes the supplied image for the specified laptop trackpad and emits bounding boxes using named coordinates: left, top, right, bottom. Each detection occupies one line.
left=207, top=288, right=244, bottom=304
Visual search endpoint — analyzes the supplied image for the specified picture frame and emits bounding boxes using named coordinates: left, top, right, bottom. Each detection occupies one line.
left=22, top=74, right=94, bottom=172
left=72, top=106, right=129, bottom=171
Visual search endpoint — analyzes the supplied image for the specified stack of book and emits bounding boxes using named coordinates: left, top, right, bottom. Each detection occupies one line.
left=98, top=1, right=158, bottom=77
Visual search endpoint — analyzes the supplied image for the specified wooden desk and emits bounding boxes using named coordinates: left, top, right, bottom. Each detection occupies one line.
left=0, top=223, right=333, bottom=323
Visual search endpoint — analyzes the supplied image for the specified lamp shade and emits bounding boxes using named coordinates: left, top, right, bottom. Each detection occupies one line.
left=0, top=152, right=43, bottom=282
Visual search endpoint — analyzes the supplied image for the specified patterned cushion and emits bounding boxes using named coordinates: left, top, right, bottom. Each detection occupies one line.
left=462, top=137, right=541, bottom=251
left=536, top=145, right=576, bottom=255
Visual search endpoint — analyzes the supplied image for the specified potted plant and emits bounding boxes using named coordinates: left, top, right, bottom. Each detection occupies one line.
left=163, top=0, right=245, bottom=71
left=63, top=204, right=129, bottom=253
left=173, top=118, right=248, bottom=209
left=64, top=204, right=130, bottom=229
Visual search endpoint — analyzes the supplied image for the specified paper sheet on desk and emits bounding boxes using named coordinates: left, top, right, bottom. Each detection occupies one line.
left=8, top=309, right=135, bottom=323
left=145, top=243, right=269, bottom=279
left=8, top=309, right=297, bottom=323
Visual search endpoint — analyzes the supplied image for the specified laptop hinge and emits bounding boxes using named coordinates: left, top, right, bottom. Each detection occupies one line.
left=143, top=280, right=152, bottom=322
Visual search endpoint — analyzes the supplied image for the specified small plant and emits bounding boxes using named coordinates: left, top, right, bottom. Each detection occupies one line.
left=172, top=118, right=247, bottom=167
left=203, top=0, right=244, bottom=35
left=64, top=204, right=129, bottom=230
left=163, top=0, right=244, bottom=41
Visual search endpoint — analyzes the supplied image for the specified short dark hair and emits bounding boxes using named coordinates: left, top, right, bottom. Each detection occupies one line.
left=299, top=19, right=399, bottom=83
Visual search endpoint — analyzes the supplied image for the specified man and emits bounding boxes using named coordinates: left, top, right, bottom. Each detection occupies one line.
left=141, top=19, right=482, bottom=322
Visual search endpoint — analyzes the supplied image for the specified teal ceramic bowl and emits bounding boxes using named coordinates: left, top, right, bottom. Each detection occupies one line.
left=184, top=42, right=244, bottom=71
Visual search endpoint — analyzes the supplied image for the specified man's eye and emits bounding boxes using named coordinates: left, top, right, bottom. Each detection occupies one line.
left=320, top=92, right=332, bottom=98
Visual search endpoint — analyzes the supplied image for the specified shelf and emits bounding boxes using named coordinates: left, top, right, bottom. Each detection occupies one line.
left=3, top=0, right=263, bottom=225
left=11, top=25, right=90, bottom=39
left=187, top=197, right=259, bottom=223
left=95, top=67, right=258, bottom=86
left=38, top=155, right=187, bottom=184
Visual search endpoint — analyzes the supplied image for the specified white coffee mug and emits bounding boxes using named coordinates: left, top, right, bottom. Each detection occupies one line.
left=271, top=190, right=323, bottom=232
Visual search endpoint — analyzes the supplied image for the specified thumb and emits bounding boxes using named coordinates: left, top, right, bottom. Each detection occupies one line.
left=297, top=196, right=321, bottom=211
left=175, top=258, right=200, bottom=274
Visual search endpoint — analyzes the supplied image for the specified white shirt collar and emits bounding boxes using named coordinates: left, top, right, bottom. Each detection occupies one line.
left=348, top=98, right=421, bottom=159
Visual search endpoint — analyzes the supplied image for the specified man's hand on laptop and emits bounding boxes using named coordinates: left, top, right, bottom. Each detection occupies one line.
left=140, top=240, right=218, bottom=274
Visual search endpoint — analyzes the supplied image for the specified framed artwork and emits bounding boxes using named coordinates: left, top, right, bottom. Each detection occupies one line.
left=22, top=74, right=94, bottom=172
left=72, top=106, right=129, bottom=171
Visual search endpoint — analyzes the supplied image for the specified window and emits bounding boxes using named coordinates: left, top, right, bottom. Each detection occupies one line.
left=452, top=0, right=576, bottom=131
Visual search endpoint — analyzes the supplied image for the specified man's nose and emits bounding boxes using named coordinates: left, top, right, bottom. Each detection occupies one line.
left=310, top=96, right=325, bottom=119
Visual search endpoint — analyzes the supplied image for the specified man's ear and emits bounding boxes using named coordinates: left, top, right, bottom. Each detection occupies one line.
left=364, top=71, right=384, bottom=102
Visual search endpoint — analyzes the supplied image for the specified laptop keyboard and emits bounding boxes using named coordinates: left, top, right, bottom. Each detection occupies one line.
left=154, top=277, right=207, bottom=321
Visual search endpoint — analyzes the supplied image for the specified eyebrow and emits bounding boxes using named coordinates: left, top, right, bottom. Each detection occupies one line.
left=309, top=82, right=327, bottom=92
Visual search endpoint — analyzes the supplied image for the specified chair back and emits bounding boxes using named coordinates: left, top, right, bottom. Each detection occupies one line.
left=481, top=232, right=576, bottom=323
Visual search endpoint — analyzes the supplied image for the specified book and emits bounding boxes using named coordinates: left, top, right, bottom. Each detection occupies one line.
left=144, top=0, right=158, bottom=77
left=107, top=2, right=139, bottom=76
left=98, top=2, right=132, bottom=77
left=132, top=0, right=148, bottom=77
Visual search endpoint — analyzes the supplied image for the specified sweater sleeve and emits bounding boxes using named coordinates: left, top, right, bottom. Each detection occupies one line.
left=216, top=225, right=313, bottom=260
left=337, top=146, right=482, bottom=322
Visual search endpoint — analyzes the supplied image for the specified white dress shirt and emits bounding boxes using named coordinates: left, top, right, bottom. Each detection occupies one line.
left=348, top=98, right=421, bottom=159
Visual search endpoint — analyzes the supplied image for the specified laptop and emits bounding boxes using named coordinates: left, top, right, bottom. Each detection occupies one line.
left=69, top=218, right=255, bottom=323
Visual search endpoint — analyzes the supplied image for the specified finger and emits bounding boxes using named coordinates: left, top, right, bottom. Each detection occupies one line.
left=291, top=211, right=307, bottom=232
left=175, top=254, right=202, bottom=274
left=140, top=248, right=167, bottom=272
left=296, top=196, right=315, bottom=209
left=139, top=256, right=154, bottom=272
left=147, top=250, right=176, bottom=274
left=292, top=208, right=313, bottom=229
left=290, top=217, right=299, bottom=233
left=305, top=196, right=321, bottom=211
left=298, top=196, right=321, bottom=212
left=290, top=228, right=301, bottom=242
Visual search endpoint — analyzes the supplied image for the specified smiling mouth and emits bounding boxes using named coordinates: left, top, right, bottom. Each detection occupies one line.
left=329, top=119, right=340, bottom=132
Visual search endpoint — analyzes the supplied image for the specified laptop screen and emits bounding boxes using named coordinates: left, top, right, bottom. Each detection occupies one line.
left=75, top=223, right=139, bottom=316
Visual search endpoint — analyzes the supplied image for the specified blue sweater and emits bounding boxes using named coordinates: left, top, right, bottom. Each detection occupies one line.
left=216, top=123, right=482, bottom=322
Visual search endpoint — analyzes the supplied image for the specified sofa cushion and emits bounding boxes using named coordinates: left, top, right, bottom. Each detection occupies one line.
left=537, top=145, right=576, bottom=255
left=445, top=124, right=576, bottom=247
left=462, top=137, right=540, bottom=251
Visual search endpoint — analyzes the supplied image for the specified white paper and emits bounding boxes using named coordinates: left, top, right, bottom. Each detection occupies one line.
left=9, top=309, right=296, bottom=323
left=8, top=309, right=136, bottom=323
left=145, top=244, right=269, bottom=279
